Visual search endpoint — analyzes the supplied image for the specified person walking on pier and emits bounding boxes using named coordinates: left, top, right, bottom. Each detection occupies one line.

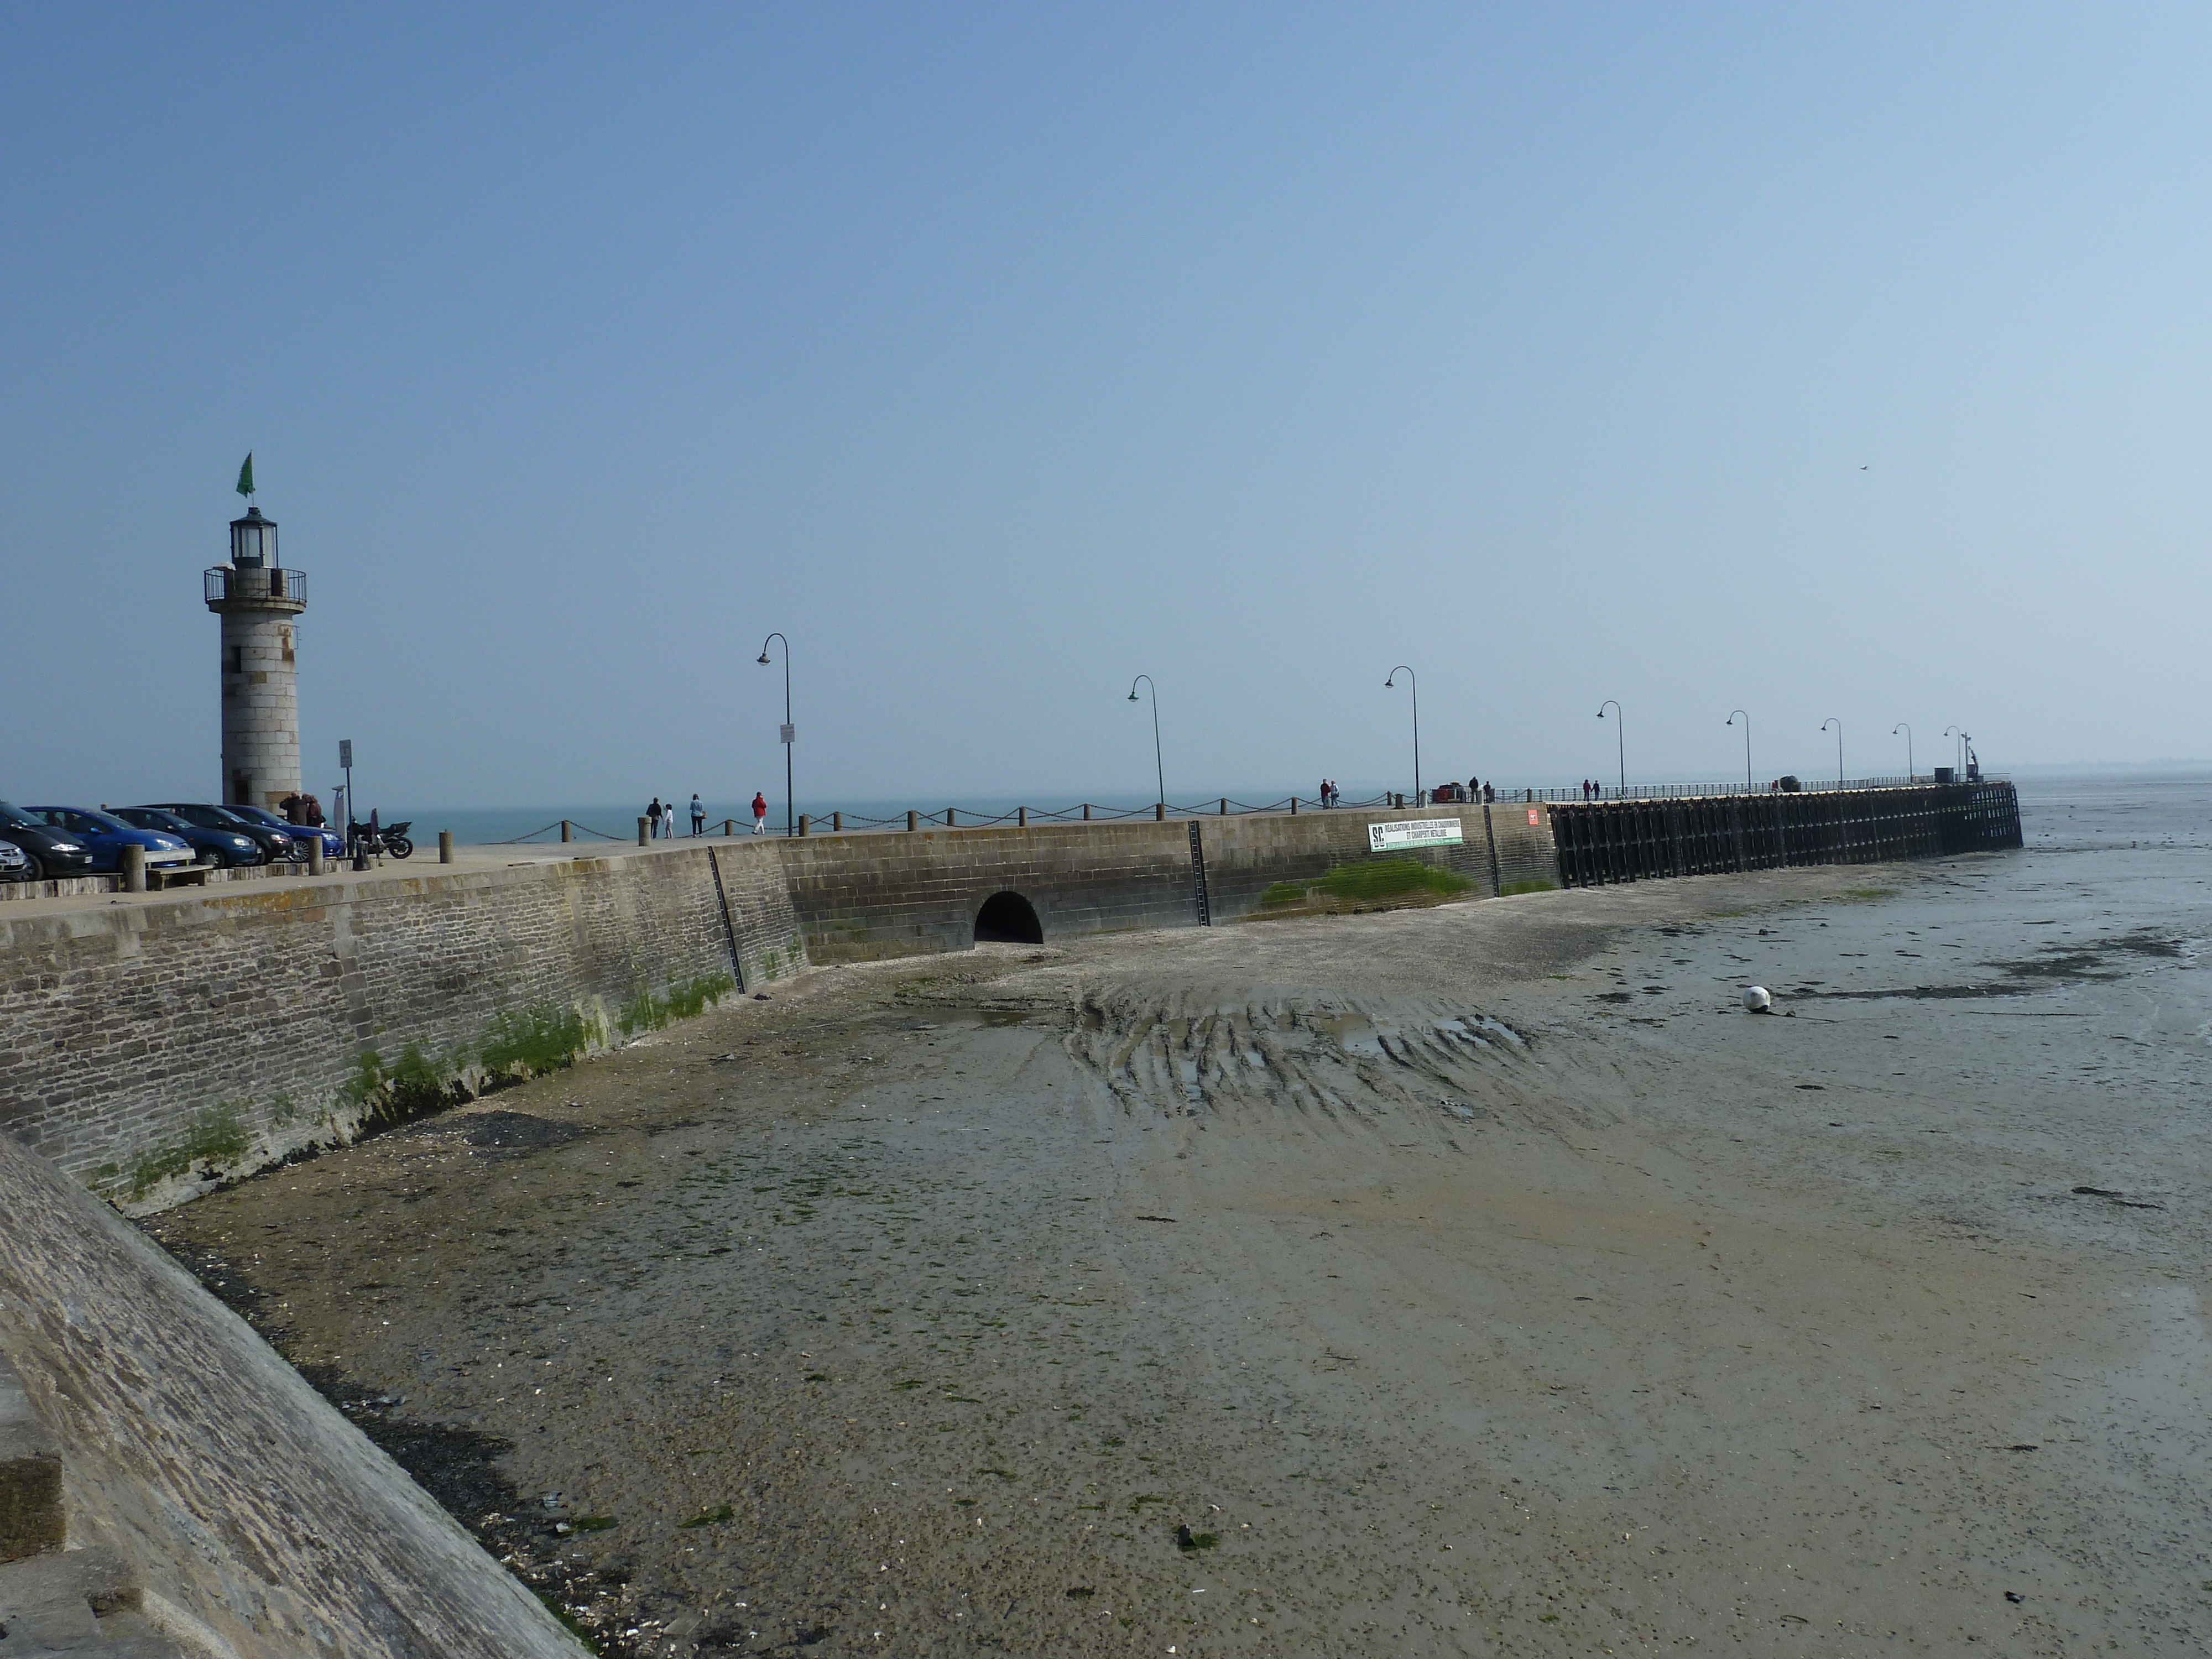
left=647, top=797, right=664, bottom=839
left=752, top=791, right=768, bottom=834
left=690, top=793, right=705, bottom=836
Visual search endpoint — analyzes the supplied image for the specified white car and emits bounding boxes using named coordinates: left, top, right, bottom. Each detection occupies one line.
left=0, top=838, right=28, bottom=881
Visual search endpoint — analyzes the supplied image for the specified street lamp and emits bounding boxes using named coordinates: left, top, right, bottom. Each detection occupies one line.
left=1127, top=675, right=1165, bottom=811
left=1596, top=701, right=1624, bottom=797
left=1821, top=717, right=1843, bottom=786
left=757, top=633, right=793, bottom=837
left=1726, top=710, right=1752, bottom=790
left=1943, top=725, right=1963, bottom=777
left=1384, top=666, right=1420, bottom=802
left=1892, top=722, right=1913, bottom=780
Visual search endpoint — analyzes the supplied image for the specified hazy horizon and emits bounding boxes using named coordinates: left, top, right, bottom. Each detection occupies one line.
left=8, top=4, right=2211, bottom=812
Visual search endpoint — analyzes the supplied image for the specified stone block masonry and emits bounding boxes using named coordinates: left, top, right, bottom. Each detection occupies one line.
left=1, top=807, right=1558, bottom=1207
left=781, top=820, right=1199, bottom=963
left=0, top=842, right=806, bottom=1212
left=218, top=610, right=301, bottom=809
left=3, top=792, right=2038, bottom=1218
left=771, top=803, right=1561, bottom=963
left=0, top=1131, right=582, bottom=1656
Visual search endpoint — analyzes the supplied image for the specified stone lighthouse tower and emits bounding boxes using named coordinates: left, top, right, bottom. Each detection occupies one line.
left=204, top=499, right=306, bottom=810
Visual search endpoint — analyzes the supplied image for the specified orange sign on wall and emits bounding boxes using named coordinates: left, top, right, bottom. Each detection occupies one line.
left=1527, top=808, right=1540, bottom=826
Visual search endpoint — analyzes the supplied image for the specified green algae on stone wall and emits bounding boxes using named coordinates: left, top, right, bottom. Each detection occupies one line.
left=480, top=1002, right=596, bottom=1077
left=100, top=1000, right=610, bottom=1207
left=5, top=850, right=765, bottom=1214
left=618, top=972, right=736, bottom=1038
left=1256, top=857, right=1473, bottom=915
left=110, top=1103, right=254, bottom=1202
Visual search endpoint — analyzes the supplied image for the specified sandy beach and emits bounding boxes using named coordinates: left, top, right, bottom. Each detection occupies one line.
left=145, top=784, right=2212, bottom=1657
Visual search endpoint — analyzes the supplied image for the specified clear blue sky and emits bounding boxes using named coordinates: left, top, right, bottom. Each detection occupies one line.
left=6, top=4, right=2209, bottom=812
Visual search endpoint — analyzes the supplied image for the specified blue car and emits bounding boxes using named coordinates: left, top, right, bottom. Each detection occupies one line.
left=23, top=807, right=197, bottom=877
left=113, top=806, right=264, bottom=867
left=140, top=802, right=300, bottom=864
left=225, top=802, right=343, bottom=859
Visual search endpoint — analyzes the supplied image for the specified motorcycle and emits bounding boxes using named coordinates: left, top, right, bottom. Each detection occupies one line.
left=348, top=819, right=416, bottom=860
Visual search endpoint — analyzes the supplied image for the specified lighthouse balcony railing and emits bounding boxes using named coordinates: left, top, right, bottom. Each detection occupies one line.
left=205, top=566, right=306, bottom=604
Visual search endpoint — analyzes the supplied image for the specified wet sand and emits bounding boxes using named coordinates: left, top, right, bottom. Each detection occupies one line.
left=147, top=813, right=2212, bottom=1657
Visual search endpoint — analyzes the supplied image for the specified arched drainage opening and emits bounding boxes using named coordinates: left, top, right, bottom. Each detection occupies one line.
left=974, top=890, right=1044, bottom=945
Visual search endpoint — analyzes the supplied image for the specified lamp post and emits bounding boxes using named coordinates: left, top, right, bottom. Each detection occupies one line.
left=1821, top=717, right=1844, bottom=786
left=1127, top=675, right=1165, bottom=812
left=1726, top=710, right=1751, bottom=790
left=1596, top=700, right=1624, bottom=797
left=1943, top=725, right=1963, bottom=777
left=1385, top=666, right=1420, bottom=802
left=1892, top=722, right=1913, bottom=780
left=757, top=633, right=793, bottom=837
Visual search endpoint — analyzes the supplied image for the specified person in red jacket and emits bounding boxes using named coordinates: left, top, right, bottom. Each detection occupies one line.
left=752, top=791, right=768, bottom=834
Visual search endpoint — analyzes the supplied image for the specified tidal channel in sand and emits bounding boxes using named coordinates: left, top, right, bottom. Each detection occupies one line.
left=147, top=778, right=2212, bottom=1656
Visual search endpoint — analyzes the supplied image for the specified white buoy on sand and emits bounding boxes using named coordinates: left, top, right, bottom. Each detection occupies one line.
left=1741, top=985, right=1773, bottom=1013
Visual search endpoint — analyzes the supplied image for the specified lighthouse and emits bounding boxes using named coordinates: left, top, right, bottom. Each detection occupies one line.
left=204, top=494, right=307, bottom=810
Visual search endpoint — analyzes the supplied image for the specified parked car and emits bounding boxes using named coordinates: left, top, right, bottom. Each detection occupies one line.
left=113, top=806, right=264, bottom=867
left=1429, top=782, right=1469, bottom=804
left=22, top=807, right=196, bottom=875
left=224, top=802, right=343, bottom=860
left=0, top=801, right=97, bottom=881
left=0, top=838, right=28, bottom=882
left=140, top=802, right=300, bottom=863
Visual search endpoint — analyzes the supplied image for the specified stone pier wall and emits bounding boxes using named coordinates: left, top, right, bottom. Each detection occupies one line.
left=0, top=843, right=801, bottom=1212
left=776, top=801, right=1562, bottom=961
left=0, top=804, right=1554, bottom=1210
left=0, top=787, right=2014, bottom=1213
left=0, top=1131, right=582, bottom=1657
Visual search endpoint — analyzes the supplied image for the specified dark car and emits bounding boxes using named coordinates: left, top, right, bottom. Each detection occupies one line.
left=22, top=807, right=196, bottom=877
left=0, top=801, right=102, bottom=881
left=225, top=802, right=343, bottom=860
left=140, top=802, right=299, bottom=863
left=114, top=806, right=264, bottom=867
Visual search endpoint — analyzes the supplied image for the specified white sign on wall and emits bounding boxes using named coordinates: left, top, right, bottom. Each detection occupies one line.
left=1369, top=817, right=1463, bottom=852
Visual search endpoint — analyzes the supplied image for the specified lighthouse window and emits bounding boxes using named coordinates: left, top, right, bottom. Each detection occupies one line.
left=228, top=645, right=244, bottom=675
left=280, top=628, right=294, bottom=663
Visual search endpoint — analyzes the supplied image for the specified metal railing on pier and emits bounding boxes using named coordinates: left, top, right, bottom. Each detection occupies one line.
left=756, top=775, right=2008, bottom=831
left=491, top=775, right=2009, bottom=844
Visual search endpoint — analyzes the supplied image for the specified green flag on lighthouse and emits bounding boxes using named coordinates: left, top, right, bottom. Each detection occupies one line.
left=235, top=453, right=255, bottom=499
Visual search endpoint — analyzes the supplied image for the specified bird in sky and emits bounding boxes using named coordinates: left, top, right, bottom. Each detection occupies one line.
left=1859, top=464, right=1869, bottom=470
